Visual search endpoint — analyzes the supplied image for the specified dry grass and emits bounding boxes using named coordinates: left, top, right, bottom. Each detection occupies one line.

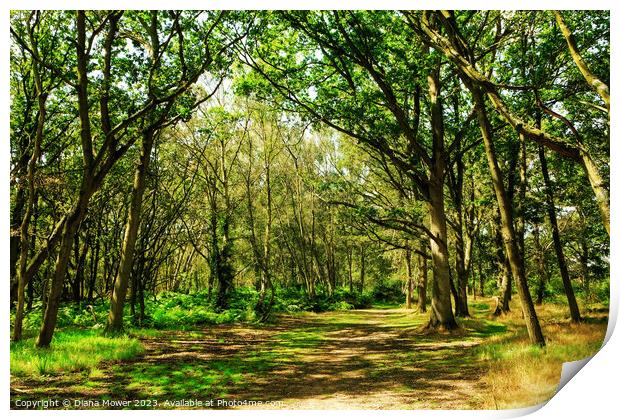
left=474, top=297, right=607, bottom=409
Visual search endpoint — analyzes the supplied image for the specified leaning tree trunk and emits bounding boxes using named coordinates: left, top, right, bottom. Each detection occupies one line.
left=13, top=70, right=47, bottom=341
left=472, top=87, right=545, bottom=346
left=106, top=129, right=156, bottom=334
left=579, top=150, right=610, bottom=236
left=539, top=145, right=581, bottom=323
left=554, top=11, right=610, bottom=111
left=37, top=193, right=92, bottom=347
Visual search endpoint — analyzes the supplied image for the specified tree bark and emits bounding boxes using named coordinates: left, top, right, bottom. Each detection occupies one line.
left=472, top=87, right=545, bottom=346
left=405, top=246, right=413, bottom=309
left=418, top=254, right=427, bottom=313
left=359, top=245, right=365, bottom=294
left=579, top=150, right=610, bottom=236
left=553, top=11, right=610, bottom=111
left=106, top=129, right=156, bottom=333
left=427, top=180, right=457, bottom=329
left=533, top=224, right=548, bottom=305
left=539, top=145, right=582, bottom=323
left=255, top=157, right=275, bottom=321
left=37, top=193, right=92, bottom=347
left=426, top=63, right=458, bottom=330
left=494, top=257, right=512, bottom=315
left=493, top=211, right=511, bottom=315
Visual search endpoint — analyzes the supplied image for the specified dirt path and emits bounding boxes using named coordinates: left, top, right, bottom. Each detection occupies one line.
left=11, top=308, right=493, bottom=409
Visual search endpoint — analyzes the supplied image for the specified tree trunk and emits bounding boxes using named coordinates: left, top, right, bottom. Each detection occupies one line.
left=478, top=261, right=485, bottom=298
left=106, top=129, right=155, bottom=334
left=472, top=87, right=545, bottom=346
left=539, top=145, right=581, bottom=323
left=10, top=186, right=25, bottom=306
left=256, top=160, right=274, bottom=321
left=454, top=248, right=469, bottom=317
left=13, top=60, right=47, bottom=341
left=579, top=150, right=610, bottom=236
left=348, top=246, right=354, bottom=294
left=418, top=254, right=427, bottom=313
left=493, top=211, right=511, bottom=315
left=427, top=180, right=458, bottom=329
left=515, top=133, right=527, bottom=258
left=450, top=133, right=470, bottom=317
left=405, top=247, right=413, bottom=309
left=533, top=224, right=548, bottom=305
left=87, top=217, right=102, bottom=302
left=216, top=143, right=234, bottom=310
left=426, top=63, right=457, bottom=330
left=554, top=11, right=610, bottom=111
left=73, top=234, right=88, bottom=304
left=359, top=245, right=365, bottom=294
left=37, top=194, right=91, bottom=347
left=494, top=257, right=512, bottom=316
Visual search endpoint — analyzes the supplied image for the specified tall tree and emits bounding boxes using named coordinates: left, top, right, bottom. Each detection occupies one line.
left=239, top=11, right=467, bottom=329
left=106, top=10, right=234, bottom=333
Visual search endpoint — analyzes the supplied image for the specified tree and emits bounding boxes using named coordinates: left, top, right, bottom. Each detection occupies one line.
left=420, top=10, right=609, bottom=236
left=11, top=10, right=232, bottom=346
left=106, top=10, right=236, bottom=333
left=238, top=11, right=470, bottom=329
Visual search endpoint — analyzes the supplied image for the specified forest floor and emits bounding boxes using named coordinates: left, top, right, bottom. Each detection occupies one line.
left=10, top=298, right=608, bottom=410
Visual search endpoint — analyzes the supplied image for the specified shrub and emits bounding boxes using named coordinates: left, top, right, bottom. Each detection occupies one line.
left=371, top=280, right=402, bottom=303
left=10, top=284, right=371, bottom=334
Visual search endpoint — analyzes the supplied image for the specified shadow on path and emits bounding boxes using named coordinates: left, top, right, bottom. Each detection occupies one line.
left=11, top=308, right=495, bottom=409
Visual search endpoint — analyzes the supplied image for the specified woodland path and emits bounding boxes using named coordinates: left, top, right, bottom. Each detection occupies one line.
left=11, top=308, right=496, bottom=409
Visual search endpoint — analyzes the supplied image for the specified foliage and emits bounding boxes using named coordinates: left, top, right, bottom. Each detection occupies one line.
left=370, top=280, right=404, bottom=304
left=12, top=286, right=378, bottom=335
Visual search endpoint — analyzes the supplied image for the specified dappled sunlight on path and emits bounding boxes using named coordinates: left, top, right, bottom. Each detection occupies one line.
left=11, top=307, right=498, bottom=409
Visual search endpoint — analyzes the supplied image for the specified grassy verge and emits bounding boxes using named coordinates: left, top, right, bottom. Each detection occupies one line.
left=11, top=329, right=143, bottom=377
left=474, top=298, right=607, bottom=409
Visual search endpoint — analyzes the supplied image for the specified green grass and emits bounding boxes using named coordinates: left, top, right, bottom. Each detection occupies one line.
left=11, top=329, right=143, bottom=377
left=10, top=297, right=608, bottom=410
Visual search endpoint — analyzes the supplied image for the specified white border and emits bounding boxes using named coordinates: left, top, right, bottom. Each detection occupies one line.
left=2, top=2, right=618, bottom=419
